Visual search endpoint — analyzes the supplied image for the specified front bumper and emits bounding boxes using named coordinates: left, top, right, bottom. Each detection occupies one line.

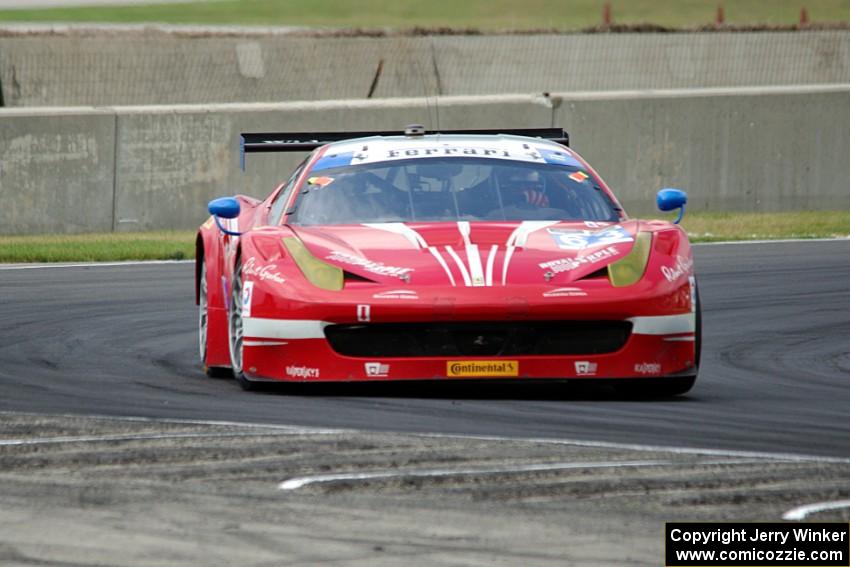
left=240, top=313, right=696, bottom=382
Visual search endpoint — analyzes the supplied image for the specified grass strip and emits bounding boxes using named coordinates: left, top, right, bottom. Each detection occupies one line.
left=678, top=210, right=850, bottom=242
left=0, top=211, right=847, bottom=263
left=0, top=0, right=848, bottom=29
left=0, top=231, right=195, bottom=263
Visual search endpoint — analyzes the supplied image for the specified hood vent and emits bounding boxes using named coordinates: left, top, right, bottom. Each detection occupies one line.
left=578, top=267, right=609, bottom=280
left=343, top=271, right=378, bottom=284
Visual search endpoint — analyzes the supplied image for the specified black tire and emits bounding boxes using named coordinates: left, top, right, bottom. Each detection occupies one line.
left=694, top=279, right=702, bottom=369
left=227, top=255, right=258, bottom=390
left=199, top=258, right=232, bottom=378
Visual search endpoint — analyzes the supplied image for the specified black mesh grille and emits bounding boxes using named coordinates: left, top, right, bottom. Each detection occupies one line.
left=324, top=321, right=632, bottom=358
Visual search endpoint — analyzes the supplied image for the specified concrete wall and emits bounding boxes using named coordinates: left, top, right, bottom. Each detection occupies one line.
left=552, top=86, right=850, bottom=214
left=0, top=85, right=848, bottom=235
left=0, top=108, right=115, bottom=234
left=1, top=29, right=848, bottom=107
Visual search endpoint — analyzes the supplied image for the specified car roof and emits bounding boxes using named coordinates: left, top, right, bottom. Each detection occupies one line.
left=324, top=133, right=568, bottom=152
left=312, top=134, right=582, bottom=169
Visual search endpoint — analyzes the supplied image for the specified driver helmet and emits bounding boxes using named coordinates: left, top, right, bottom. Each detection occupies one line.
left=498, top=168, right=549, bottom=208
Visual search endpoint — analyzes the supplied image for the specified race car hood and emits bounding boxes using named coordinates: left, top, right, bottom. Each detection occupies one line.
left=290, top=220, right=640, bottom=287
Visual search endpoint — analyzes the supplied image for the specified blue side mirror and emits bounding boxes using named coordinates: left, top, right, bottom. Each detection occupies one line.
left=208, top=197, right=242, bottom=235
left=656, top=188, right=688, bottom=224
left=209, top=197, right=240, bottom=219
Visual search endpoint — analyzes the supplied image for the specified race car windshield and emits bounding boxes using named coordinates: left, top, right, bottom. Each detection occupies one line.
left=289, top=157, right=622, bottom=226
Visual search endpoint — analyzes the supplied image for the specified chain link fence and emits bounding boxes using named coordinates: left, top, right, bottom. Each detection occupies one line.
left=0, top=27, right=848, bottom=106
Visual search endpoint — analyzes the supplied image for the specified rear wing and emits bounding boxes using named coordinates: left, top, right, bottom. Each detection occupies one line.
left=239, top=127, right=569, bottom=170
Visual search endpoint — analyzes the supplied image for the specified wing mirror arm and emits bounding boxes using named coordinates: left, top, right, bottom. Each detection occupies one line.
left=213, top=216, right=243, bottom=236
left=208, top=197, right=243, bottom=236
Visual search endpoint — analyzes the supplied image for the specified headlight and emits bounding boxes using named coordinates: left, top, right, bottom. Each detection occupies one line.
left=282, top=237, right=343, bottom=291
left=607, top=232, right=652, bottom=287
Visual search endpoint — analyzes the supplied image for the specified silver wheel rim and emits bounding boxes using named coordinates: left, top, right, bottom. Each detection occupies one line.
left=228, top=259, right=244, bottom=375
left=199, top=260, right=208, bottom=364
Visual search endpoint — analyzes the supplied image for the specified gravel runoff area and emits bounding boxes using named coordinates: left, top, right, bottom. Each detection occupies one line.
left=0, top=413, right=848, bottom=566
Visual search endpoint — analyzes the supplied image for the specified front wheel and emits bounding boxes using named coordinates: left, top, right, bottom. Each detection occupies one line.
left=199, top=258, right=232, bottom=378
left=694, top=279, right=702, bottom=369
left=227, top=255, right=257, bottom=390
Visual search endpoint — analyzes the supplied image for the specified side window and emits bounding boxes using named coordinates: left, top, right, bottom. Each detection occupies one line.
left=268, top=159, right=307, bottom=226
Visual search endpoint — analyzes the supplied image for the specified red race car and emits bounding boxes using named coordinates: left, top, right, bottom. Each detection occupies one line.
left=197, top=127, right=700, bottom=395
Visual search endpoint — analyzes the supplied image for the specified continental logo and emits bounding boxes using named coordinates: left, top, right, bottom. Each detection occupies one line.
left=447, top=361, right=518, bottom=377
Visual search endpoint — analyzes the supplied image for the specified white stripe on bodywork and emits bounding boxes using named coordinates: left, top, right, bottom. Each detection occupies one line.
left=629, top=314, right=696, bottom=335
left=428, top=246, right=456, bottom=286
left=457, top=221, right=472, bottom=247
left=243, top=340, right=288, bottom=347
left=502, top=220, right=560, bottom=285
left=445, top=246, right=472, bottom=286
left=485, top=244, right=498, bottom=287
left=501, top=246, right=516, bottom=286
left=363, top=222, right=428, bottom=249
left=465, top=245, right=485, bottom=286
left=243, top=318, right=328, bottom=339
left=365, top=222, right=459, bottom=286
left=455, top=221, right=486, bottom=286
left=506, top=220, right=560, bottom=248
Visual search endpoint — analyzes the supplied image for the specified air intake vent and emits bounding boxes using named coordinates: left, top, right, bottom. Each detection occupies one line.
left=579, top=267, right=609, bottom=280
left=325, top=321, right=631, bottom=358
left=343, top=271, right=376, bottom=283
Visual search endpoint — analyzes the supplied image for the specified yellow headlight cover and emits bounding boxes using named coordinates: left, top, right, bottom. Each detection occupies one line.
left=607, top=232, right=652, bottom=287
left=282, top=237, right=344, bottom=291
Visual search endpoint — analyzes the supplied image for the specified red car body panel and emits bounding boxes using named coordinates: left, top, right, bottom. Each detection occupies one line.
left=197, top=134, right=698, bottom=383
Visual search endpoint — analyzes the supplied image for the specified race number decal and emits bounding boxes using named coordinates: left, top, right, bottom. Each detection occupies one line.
left=547, top=225, right=633, bottom=250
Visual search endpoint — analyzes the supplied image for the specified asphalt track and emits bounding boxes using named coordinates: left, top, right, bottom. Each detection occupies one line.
left=1, top=240, right=848, bottom=458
